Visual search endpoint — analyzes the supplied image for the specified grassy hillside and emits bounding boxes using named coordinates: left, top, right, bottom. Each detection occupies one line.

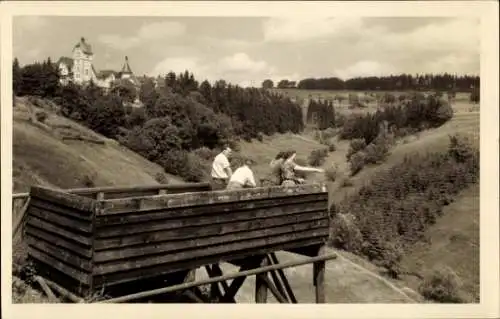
left=238, top=98, right=479, bottom=302
left=13, top=96, right=183, bottom=193
left=399, top=183, right=479, bottom=302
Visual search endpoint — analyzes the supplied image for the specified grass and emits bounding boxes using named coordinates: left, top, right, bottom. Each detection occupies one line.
left=399, top=184, right=479, bottom=302
left=13, top=96, right=183, bottom=193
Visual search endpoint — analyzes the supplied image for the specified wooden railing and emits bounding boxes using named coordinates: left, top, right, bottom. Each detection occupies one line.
left=12, top=182, right=212, bottom=239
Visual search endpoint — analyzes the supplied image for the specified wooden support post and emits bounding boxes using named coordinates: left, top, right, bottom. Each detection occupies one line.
left=255, top=258, right=268, bottom=303
left=158, top=189, right=167, bottom=195
left=96, top=192, right=104, bottom=201
left=205, top=265, right=222, bottom=302
left=269, top=253, right=297, bottom=303
left=33, top=276, right=57, bottom=302
left=13, top=197, right=31, bottom=240
left=261, top=276, right=288, bottom=303
left=43, top=277, right=85, bottom=303
left=313, top=245, right=327, bottom=303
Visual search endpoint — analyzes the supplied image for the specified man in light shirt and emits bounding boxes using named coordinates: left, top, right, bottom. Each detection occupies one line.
left=210, top=145, right=233, bottom=190
left=226, top=158, right=257, bottom=190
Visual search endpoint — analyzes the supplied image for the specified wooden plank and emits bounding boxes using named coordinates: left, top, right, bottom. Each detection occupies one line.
left=94, top=218, right=328, bottom=262
left=30, top=198, right=92, bottom=221
left=98, top=253, right=337, bottom=304
left=101, top=184, right=328, bottom=213
left=95, top=201, right=327, bottom=240
left=27, top=237, right=92, bottom=271
left=255, top=258, right=268, bottom=303
left=25, top=226, right=92, bottom=258
left=313, top=245, right=327, bottom=303
left=30, top=186, right=96, bottom=213
left=12, top=183, right=211, bottom=200
left=97, top=193, right=326, bottom=224
left=94, top=227, right=328, bottom=275
left=28, top=206, right=93, bottom=234
left=93, top=237, right=326, bottom=288
left=28, top=248, right=91, bottom=284
left=95, top=209, right=326, bottom=250
left=25, top=216, right=92, bottom=247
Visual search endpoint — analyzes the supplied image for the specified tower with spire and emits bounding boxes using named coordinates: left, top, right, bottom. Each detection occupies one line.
left=120, top=56, right=133, bottom=79
left=57, top=37, right=139, bottom=90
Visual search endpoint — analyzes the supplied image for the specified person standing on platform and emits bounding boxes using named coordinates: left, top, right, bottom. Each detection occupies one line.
left=210, top=145, right=233, bottom=190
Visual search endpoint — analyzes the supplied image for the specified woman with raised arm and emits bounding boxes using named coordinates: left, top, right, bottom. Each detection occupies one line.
left=280, top=150, right=324, bottom=186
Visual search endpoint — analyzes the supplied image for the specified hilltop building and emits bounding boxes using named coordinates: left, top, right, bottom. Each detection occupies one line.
left=57, top=37, right=139, bottom=91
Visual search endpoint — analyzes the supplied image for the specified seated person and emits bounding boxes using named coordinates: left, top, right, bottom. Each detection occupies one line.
left=226, top=158, right=258, bottom=190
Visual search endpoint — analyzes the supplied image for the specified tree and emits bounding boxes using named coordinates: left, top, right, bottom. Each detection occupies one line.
left=110, top=78, right=137, bottom=104
left=13, top=58, right=22, bottom=96
left=261, top=79, right=274, bottom=89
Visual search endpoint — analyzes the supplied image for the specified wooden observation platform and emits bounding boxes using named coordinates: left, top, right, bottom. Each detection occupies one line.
left=17, top=182, right=337, bottom=303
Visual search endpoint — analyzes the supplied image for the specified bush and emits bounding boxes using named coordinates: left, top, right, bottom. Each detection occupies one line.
left=364, top=135, right=391, bottom=165
left=332, top=135, right=479, bottom=277
left=327, top=141, right=337, bottom=152
left=35, top=111, right=48, bottom=123
left=346, top=138, right=367, bottom=161
left=192, top=147, right=217, bottom=162
left=324, top=164, right=338, bottom=182
left=308, top=148, right=329, bottom=167
left=349, top=151, right=366, bottom=176
left=330, top=212, right=363, bottom=252
left=419, top=267, right=464, bottom=303
left=154, top=172, right=169, bottom=184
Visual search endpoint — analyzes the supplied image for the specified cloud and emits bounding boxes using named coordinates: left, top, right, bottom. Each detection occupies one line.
left=218, top=53, right=268, bottom=73
left=150, top=52, right=278, bottom=87
left=14, top=16, right=48, bottom=30
left=98, top=21, right=186, bottom=51
left=262, top=17, right=363, bottom=43
left=334, top=60, right=397, bottom=79
left=150, top=57, right=202, bottom=76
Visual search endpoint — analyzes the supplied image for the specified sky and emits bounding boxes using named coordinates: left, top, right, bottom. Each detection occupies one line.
left=13, top=16, right=480, bottom=87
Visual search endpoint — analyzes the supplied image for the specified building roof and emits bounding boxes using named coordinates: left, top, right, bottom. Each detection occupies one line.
left=57, top=56, right=74, bottom=69
left=121, top=56, right=133, bottom=74
left=97, top=70, right=119, bottom=79
left=73, top=37, right=93, bottom=55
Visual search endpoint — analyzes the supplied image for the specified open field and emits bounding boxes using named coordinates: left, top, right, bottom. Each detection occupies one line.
left=270, top=88, right=478, bottom=115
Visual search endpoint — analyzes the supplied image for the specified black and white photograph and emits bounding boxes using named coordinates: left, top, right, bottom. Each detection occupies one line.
left=1, top=1, right=498, bottom=318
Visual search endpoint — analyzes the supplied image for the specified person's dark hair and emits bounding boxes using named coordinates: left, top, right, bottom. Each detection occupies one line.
left=274, top=151, right=287, bottom=160
left=283, top=150, right=297, bottom=160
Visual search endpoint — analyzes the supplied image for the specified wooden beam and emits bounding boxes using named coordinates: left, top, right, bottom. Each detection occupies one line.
left=265, top=255, right=288, bottom=302
left=97, top=253, right=337, bottom=303
left=13, top=197, right=30, bottom=240
left=30, top=186, right=96, bottom=212
left=101, top=183, right=328, bottom=212
left=313, top=245, right=327, bottom=303
left=33, top=276, right=57, bottom=302
left=261, top=275, right=288, bottom=303
left=12, top=182, right=211, bottom=200
left=269, top=252, right=297, bottom=303
left=43, top=277, right=85, bottom=303
left=255, top=258, right=268, bottom=303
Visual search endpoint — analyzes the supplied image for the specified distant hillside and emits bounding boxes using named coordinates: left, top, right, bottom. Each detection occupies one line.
left=13, top=96, right=183, bottom=193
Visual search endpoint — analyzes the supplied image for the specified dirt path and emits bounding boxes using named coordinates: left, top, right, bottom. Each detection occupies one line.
left=196, top=247, right=418, bottom=303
